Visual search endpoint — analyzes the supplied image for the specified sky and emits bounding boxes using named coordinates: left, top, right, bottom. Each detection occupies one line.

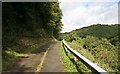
left=59, top=0, right=119, bottom=33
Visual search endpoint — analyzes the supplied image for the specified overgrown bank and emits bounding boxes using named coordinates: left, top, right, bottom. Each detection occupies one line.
left=2, top=2, right=63, bottom=70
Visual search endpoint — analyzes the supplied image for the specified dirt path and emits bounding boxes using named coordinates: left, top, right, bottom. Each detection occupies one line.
left=40, top=41, right=65, bottom=72
left=2, top=41, right=65, bottom=73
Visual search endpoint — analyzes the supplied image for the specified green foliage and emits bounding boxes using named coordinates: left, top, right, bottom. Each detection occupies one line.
left=67, top=36, right=118, bottom=72
left=67, top=41, right=95, bottom=62
left=3, top=2, right=63, bottom=38
left=3, top=2, right=63, bottom=52
left=2, top=2, right=63, bottom=70
left=59, top=24, right=119, bottom=46
left=83, top=36, right=99, bottom=50
left=2, top=48, right=19, bottom=70
left=60, top=42, right=78, bottom=72
left=61, top=24, right=119, bottom=72
left=60, top=42, right=91, bottom=73
left=76, top=24, right=118, bottom=38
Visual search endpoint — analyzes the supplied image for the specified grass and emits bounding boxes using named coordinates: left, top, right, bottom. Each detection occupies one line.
left=2, top=49, right=19, bottom=70
left=60, top=41, right=91, bottom=73
left=60, top=42, right=78, bottom=72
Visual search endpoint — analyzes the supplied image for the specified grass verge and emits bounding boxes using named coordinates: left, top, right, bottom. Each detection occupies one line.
left=60, top=42, right=78, bottom=72
left=60, top=41, right=92, bottom=73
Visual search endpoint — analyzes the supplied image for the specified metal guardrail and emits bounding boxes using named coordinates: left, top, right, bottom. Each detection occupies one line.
left=62, top=39, right=108, bottom=74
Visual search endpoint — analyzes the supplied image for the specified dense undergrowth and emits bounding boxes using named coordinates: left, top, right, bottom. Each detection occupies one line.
left=2, top=2, right=63, bottom=70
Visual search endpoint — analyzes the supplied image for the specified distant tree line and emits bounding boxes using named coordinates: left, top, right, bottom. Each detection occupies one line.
left=59, top=24, right=119, bottom=46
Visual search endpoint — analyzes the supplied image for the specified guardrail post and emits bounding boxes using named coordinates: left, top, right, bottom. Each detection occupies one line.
left=62, top=40, right=68, bottom=56
left=74, top=50, right=77, bottom=61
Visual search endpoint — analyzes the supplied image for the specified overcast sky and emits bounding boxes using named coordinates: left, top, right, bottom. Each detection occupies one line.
left=59, top=0, right=119, bottom=33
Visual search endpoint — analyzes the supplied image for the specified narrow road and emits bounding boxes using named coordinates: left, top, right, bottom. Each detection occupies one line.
left=40, top=41, right=65, bottom=72
left=2, top=41, right=65, bottom=73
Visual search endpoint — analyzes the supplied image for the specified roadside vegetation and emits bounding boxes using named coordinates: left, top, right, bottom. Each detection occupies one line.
left=60, top=42, right=92, bottom=73
left=2, top=2, right=63, bottom=70
left=59, top=24, right=120, bottom=73
left=60, top=42, right=78, bottom=72
left=2, top=2, right=120, bottom=73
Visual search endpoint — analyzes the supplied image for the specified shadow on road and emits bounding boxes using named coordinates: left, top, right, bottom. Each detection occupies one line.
left=2, top=41, right=56, bottom=73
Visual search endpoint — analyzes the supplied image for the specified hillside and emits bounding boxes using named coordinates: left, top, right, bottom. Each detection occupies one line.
left=59, top=24, right=120, bottom=72
left=59, top=24, right=119, bottom=46
left=74, top=24, right=118, bottom=38
left=2, top=2, right=63, bottom=70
